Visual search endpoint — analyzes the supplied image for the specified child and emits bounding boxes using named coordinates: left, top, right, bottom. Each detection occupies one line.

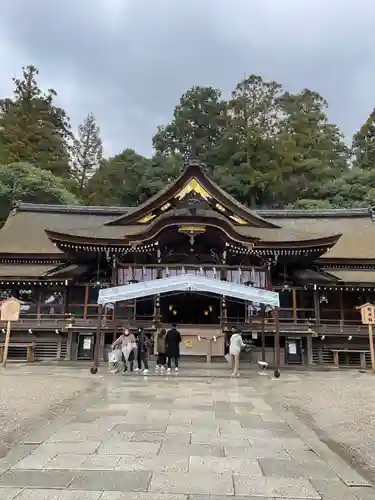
left=108, top=345, right=122, bottom=373
left=156, top=328, right=167, bottom=372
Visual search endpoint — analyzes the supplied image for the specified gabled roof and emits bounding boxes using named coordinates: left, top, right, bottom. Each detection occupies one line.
left=106, top=159, right=279, bottom=229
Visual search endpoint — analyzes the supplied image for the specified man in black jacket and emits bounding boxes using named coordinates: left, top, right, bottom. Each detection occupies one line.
left=135, top=327, right=149, bottom=374
left=165, top=323, right=182, bottom=372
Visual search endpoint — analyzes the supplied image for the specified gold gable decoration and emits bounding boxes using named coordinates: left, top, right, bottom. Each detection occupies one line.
left=175, top=178, right=211, bottom=201
left=229, top=214, right=247, bottom=225
left=137, top=213, right=156, bottom=224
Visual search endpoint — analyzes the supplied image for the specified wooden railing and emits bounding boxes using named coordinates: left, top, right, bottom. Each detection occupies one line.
left=0, top=313, right=369, bottom=336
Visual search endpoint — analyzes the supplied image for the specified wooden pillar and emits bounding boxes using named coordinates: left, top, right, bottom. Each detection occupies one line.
left=100, top=328, right=105, bottom=361
left=274, top=308, right=281, bottom=377
left=65, top=330, right=73, bottom=361
left=83, top=285, right=89, bottom=319
left=35, top=289, right=42, bottom=320
left=339, top=289, right=344, bottom=323
left=91, top=304, right=103, bottom=374
left=306, top=334, right=313, bottom=365
left=62, top=283, right=69, bottom=315
left=260, top=304, right=266, bottom=362
left=313, top=287, right=320, bottom=324
left=292, top=288, right=297, bottom=323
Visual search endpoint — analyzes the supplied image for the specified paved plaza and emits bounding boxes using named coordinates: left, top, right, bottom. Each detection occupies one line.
left=0, top=367, right=374, bottom=499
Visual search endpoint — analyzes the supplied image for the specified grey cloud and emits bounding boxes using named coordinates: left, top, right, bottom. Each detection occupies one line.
left=0, top=0, right=374, bottom=156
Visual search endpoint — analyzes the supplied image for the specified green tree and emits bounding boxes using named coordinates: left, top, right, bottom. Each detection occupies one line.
left=147, top=153, right=181, bottom=193
left=352, top=109, right=375, bottom=170
left=71, top=112, right=103, bottom=195
left=310, top=167, right=375, bottom=208
left=214, top=75, right=284, bottom=207
left=277, top=89, right=349, bottom=205
left=0, top=65, right=72, bottom=177
left=0, top=162, right=79, bottom=224
left=86, top=149, right=152, bottom=206
left=152, top=86, right=227, bottom=169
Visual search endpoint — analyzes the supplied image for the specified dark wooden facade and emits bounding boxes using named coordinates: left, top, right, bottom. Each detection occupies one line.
left=0, top=160, right=374, bottom=368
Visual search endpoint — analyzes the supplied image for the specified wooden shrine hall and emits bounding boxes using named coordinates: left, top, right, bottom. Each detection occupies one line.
left=0, top=158, right=375, bottom=369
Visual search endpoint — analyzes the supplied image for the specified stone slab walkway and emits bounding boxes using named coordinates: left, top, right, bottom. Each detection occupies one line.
left=0, top=370, right=374, bottom=499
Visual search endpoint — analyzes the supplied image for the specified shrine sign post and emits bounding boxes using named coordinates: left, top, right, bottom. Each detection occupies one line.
left=356, top=303, right=375, bottom=374
left=1, top=298, right=21, bottom=368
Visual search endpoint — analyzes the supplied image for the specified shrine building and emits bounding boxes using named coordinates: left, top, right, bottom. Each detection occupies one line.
left=0, top=159, right=374, bottom=369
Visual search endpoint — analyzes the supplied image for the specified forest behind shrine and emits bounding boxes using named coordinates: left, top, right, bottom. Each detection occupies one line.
left=1, top=65, right=375, bottom=226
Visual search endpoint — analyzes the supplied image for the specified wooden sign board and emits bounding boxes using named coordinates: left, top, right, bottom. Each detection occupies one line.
left=356, top=303, right=375, bottom=325
left=0, top=297, right=21, bottom=322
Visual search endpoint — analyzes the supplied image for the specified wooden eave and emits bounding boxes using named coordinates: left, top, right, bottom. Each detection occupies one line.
left=43, top=214, right=341, bottom=257
left=105, top=160, right=279, bottom=228
left=253, top=234, right=341, bottom=250
left=45, top=229, right=132, bottom=247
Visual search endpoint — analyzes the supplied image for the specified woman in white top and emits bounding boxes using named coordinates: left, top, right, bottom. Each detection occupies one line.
left=229, top=330, right=245, bottom=377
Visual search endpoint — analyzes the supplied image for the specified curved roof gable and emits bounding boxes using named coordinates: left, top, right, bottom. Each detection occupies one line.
left=106, top=159, right=279, bottom=229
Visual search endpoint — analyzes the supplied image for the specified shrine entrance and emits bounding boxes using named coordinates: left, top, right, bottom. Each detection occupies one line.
left=160, top=292, right=220, bottom=325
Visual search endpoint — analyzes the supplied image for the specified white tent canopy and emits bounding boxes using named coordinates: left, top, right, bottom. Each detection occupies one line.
left=98, top=274, right=279, bottom=308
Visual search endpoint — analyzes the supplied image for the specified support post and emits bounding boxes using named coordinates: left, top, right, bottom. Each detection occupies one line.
left=91, top=304, right=103, bottom=374
left=339, top=289, right=344, bottom=323
left=2, top=320, right=11, bottom=368
left=368, top=324, right=375, bottom=374
left=260, top=304, right=266, bottom=362
left=306, top=334, right=313, bottom=366
left=313, top=286, right=320, bottom=324
left=292, top=288, right=297, bottom=323
left=65, top=330, right=73, bottom=361
left=274, top=308, right=281, bottom=378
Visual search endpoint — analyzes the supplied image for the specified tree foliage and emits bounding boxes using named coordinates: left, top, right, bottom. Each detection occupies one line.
left=352, top=109, right=375, bottom=170
left=152, top=86, right=227, bottom=170
left=0, top=65, right=72, bottom=177
left=0, top=65, right=374, bottom=211
left=0, top=162, right=79, bottom=224
left=71, top=112, right=103, bottom=195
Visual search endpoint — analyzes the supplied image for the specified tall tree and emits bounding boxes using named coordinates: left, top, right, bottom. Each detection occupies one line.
left=0, top=65, right=71, bottom=177
left=0, top=162, right=79, bottom=226
left=152, top=86, right=227, bottom=169
left=86, top=149, right=152, bottom=206
left=71, top=113, right=103, bottom=195
left=277, top=89, right=349, bottom=205
left=352, top=109, right=375, bottom=170
left=214, top=75, right=284, bottom=207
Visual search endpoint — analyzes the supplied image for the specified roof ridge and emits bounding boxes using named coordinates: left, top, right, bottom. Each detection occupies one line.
left=13, top=203, right=134, bottom=215
left=257, top=208, right=370, bottom=218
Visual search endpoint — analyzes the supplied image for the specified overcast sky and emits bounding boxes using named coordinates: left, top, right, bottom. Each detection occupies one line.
left=0, top=0, right=374, bottom=157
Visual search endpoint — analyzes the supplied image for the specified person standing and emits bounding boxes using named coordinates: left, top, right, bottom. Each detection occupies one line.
left=112, top=328, right=136, bottom=373
left=229, top=329, right=245, bottom=377
left=166, top=323, right=182, bottom=372
left=135, top=327, right=149, bottom=375
left=156, top=328, right=167, bottom=372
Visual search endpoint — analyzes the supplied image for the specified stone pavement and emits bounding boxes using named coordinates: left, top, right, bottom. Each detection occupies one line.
left=0, top=369, right=374, bottom=499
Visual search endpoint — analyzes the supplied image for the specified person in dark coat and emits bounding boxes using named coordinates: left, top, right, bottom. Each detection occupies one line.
left=165, top=323, right=182, bottom=372
left=156, top=328, right=167, bottom=372
left=134, top=327, right=149, bottom=374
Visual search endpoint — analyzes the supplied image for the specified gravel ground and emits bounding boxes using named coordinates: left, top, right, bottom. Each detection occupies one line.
left=267, top=371, right=375, bottom=481
left=0, top=371, right=92, bottom=455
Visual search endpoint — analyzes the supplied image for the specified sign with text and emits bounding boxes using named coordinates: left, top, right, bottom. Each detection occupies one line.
left=0, top=297, right=21, bottom=322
